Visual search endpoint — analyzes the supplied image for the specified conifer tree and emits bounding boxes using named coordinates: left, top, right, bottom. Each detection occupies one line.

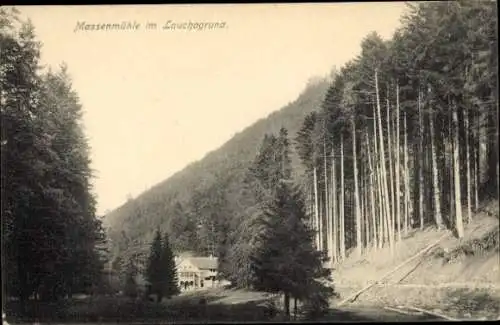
left=160, top=232, right=179, bottom=299
left=251, top=180, right=333, bottom=319
left=1, top=9, right=104, bottom=307
left=145, top=228, right=163, bottom=302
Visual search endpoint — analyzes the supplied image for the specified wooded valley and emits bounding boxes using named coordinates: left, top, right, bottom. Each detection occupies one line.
left=106, top=0, right=498, bottom=289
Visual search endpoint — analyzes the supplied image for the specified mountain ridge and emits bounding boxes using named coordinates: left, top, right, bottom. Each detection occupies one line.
left=105, top=76, right=331, bottom=252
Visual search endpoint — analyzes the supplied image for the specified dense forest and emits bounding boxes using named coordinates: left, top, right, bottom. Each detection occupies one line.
left=294, top=0, right=498, bottom=265
left=106, top=1, right=498, bottom=287
left=1, top=8, right=107, bottom=307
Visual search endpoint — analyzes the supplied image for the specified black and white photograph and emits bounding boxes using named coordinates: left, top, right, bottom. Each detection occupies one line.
left=1, top=2, right=499, bottom=323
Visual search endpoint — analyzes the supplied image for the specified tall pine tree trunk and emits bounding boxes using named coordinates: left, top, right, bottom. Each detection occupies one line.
left=453, top=105, right=464, bottom=238
left=428, top=87, right=443, bottom=229
left=324, top=138, right=331, bottom=258
left=375, top=70, right=393, bottom=253
left=377, top=161, right=386, bottom=247
left=340, top=134, right=346, bottom=259
left=387, top=95, right=395, bottom=243
left=366, top=132, right=378, bottom=248
left=319, top=184, right=323, bottom=251
left=395, top=83, right=401, bottom=241
left=365, top=188, right=370, bottom=249
left=473, top=139, right=479, bottom=212
left=352, top=119, right=362, bottom=257
left=464, top=108, right=472, bottom=224
left=359, top=159, right=369, bottom=247
left=373, top=105, right=384, bottom=247
left=403, top=111, right=410, bottom=235
left=474, top=110, right=480, bottom=210
left=450, top=129, right=455, bottom=223
left=331, top=149, right=338, bottom=264
left=309, top=189, right=314, bottom=228
left=313, top=166, right=320, bottom=249
left=418, top=89, right=425, bottom=230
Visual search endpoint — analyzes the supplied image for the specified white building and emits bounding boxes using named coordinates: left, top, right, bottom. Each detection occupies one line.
left=175, top=255, right=224, bottom=291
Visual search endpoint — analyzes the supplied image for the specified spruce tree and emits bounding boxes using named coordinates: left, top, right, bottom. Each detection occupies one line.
left=160, top=232, right=179, bottom=299
left=251, top=180, right=334, bottom=319
left=145, top=228, right=163, bottom=302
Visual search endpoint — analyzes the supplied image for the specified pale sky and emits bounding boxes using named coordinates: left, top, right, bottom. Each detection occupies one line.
left=15, top=3, right=408, bottom=215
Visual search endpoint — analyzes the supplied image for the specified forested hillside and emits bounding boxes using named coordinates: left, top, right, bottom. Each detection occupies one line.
left=105, top=77, right=331, bottom=268
left=106, top=0, right=498, bottom=294
left=294, top=0, right=498, bottom=264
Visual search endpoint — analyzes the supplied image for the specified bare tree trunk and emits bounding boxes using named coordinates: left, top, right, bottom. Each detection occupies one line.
left=319, top=187, right=323, bottom=251
left=340, top=134, right=346, bottom=259
left=450, top=133, right=455, bottom=223
left=395, top=83, right=401, bottom=241
left=474, top=110, right=480, bottom=210
left=464, top=108, right=472, bottom=224
left=418, top=90, right=425, bottom=230
left=365, top=187, right=370, bottom=249
left=324, top=138, right=332, bottom=260
left=332, top=148, right=338, bottom=264
left=424, top=126, right=432, bottom=228
left=403, top=111, right=409, bottom=235
left=453, top=105, right=464, bottom=238
left=309, top=188, right=316, bottom=229
left=360, top=160, right=366, bottom=248
left=313, top=166, right=320, bottom=249
left=377, top=159, right=386, bottom=247
left=352, top=119, right=362, bottom=257
left=428, top=87, right=444, bottom=229
left=374, top=104, right=385, bottom=248
left=473, top=139, right=479, bottom=212
left=387, top=95, right=395, bottom=243
left=360, top=160, right=370, bottom=248
left=375, top=70, right=393, bottom=253
left=366, top=132, right=378, bottom=248
left=363, top=163, right=370, bottom=250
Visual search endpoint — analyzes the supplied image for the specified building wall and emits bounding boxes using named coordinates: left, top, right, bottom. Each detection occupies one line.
left=176, top=259, right=201, bottom=291
left=175, top=258, right=221, bottom=291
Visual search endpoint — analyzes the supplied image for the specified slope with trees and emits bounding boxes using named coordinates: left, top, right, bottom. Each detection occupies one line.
left=105, top=76, right=331, bottom=270
left=294, top=0, right=498, bottom=267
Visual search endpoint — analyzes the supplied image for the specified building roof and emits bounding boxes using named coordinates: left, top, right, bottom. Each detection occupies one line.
left=186, top=257, right=218, bottom=270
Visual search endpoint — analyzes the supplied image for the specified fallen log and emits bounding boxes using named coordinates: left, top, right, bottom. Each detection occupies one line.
left=406, top=306, right=458, bottom=321
left=390, top=282, right=499, bottom=289
left=336, top=232, right=450, bottom=306
left=383, top=306, right=423, bottom=316
left=338, top=282, right=499, bottom=289
left=396, top=252, right=427, bottom=283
